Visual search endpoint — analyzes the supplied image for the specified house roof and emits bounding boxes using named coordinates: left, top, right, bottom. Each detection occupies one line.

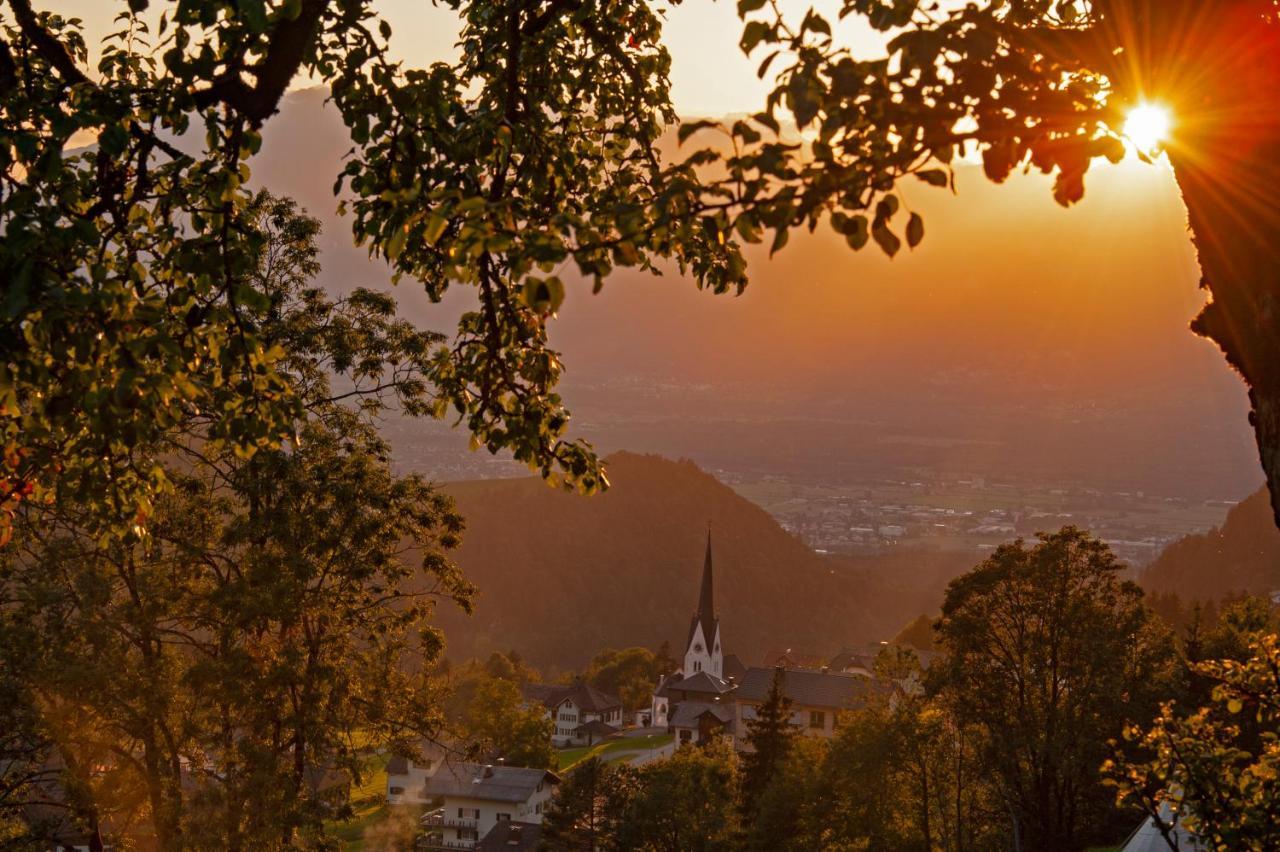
left=669, top=701, right=734, bottom=729
left=686, top=532, right=719, bottom=653
left=522, top=681, right=621, bottom=714
left=477, top=821, right=543, bottom=851
left=736, top=667, right=888, bottom=711
left=656, top=670, right=734, bottom=698
left=573, top=720, right=619, bottom=737
left=422, top=763, right=559, bottom=804
left=828, top=648, right=877, bottom=672
left=723, top=653, right=748, bottom=683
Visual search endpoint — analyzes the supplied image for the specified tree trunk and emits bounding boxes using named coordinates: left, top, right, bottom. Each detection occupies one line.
left=1171, top=139, right=1280, bottom=529
left=1141, top=6, right=1280, bottom=527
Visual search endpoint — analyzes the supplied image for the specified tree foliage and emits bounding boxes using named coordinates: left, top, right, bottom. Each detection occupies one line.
left=464, top=678, right=556, bottom=771
left=0, top=0, right=749, bottom=541
left=0, top=193, right=472, bottom=850
left=738, top=667, right=795, bottom=822
left=1108, top=629, right=1280, bottom=850
left=930, top=527, right=1176, bottom=850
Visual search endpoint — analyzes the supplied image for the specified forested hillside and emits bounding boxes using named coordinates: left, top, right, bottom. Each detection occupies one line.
left=437, top=453, right=967, bottom=668
left=1142, top=489, right=1280, bottom=600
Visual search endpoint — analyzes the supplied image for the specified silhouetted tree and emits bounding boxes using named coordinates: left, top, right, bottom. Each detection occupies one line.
left=931, top=527, right=1177, bottom=851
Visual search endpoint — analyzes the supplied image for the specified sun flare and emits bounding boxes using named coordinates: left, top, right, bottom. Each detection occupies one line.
left=1123, top=103, right=1173, bottom=153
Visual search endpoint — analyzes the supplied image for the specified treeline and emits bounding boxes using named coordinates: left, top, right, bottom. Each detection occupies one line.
left=542, top=528, right=1280, bottom=851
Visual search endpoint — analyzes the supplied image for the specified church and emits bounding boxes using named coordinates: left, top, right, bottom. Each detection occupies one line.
left=649, top=533, right=747, bottom=743
left=650, top=533, right=889, bottom=749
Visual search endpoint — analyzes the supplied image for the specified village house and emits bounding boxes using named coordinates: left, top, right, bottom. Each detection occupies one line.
left=420, top=763, right=559, bottom=850
left=734, top=666, right=890, bottom=744
left=386, top=741, right=449, bottom=805
left=522, top=681, right=624, bottom=747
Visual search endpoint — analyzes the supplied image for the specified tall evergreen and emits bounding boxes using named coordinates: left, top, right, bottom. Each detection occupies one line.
left=740, top=668, right=796, bottom=820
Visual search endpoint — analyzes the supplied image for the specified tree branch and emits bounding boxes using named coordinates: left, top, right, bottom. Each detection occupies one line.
left=190, top=0, right=331, bottom=125
left=6, top=0, right=91, bottom=87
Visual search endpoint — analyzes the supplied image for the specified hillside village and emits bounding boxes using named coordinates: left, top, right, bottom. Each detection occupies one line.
left=384, top=537, right=932, bottom=850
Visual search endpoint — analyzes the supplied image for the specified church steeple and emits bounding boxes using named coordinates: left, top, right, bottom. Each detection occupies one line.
left=684, top=530, right=723, bottom=679
left=695, top=530, right=716, bottom=648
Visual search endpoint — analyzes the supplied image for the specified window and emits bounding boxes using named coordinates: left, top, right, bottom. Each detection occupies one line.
left=457, top=807, right=479, bottom=819
left=809, top=710, right=826, bottom=730
left=497, top=813, right=511, bottom=821
left=693, top=661, right=702, bottom=672
left=679, top=729, right=692, bottom=744
left=694, top=642, right=703, bottom=652
left=389, top=786, right=405, bottom=795
left=458, top=828, right=479, bottom=841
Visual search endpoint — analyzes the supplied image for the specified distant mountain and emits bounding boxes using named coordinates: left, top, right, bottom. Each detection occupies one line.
left=435, top=452, right=946, bottom=669
left=1141, top=489, right=1280, bottom=600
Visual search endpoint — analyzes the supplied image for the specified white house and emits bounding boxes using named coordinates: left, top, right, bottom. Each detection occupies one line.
left=522, top=681, right=623, bottom=747
left=420, top=763, right=559, bottom=850
left=386, top=741, right=448, bottom=805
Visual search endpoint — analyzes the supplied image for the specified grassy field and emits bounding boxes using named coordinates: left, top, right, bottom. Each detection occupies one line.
left=557, top=734, right=674, bottom=772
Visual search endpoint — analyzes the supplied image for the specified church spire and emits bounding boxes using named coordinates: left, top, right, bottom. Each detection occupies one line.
left=696, top=528, right=715, bottom=639
left=684, top=528, right=723, bottom=678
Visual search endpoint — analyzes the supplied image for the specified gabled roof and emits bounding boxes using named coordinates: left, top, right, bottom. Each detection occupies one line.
left=669, top=701, right=735, bottom=729
left=521, top=681, right=621, bottom=714
left=573, top=720, right=619, bottom=737
left=736, top=667, right=889, bottom=710
left=656, top=670, right=734, bottom=698
left=422, top=763, right=559, bottom=803
left=686, top=532, right=719, bottom=653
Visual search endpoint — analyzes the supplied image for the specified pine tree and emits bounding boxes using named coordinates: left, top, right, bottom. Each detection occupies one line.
left=740, top=668, right=796, bottom=821
left=539, top=758, right=616, bottom=851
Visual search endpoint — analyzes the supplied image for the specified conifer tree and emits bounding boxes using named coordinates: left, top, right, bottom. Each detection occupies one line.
left=740, top=668, right=796, bottom=820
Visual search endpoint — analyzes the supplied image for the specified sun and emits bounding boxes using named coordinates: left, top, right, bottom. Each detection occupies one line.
left=1123, top=103, right=1173, bottom=153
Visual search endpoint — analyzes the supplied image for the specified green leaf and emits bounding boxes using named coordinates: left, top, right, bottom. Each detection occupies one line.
left=915, top=169, right=949, bottom=188
left=678, top=120, right=718, bottom=145
left=740, top=21, right=771, bottom=55
left=906, top=212, right=924, bottom=249
left=872, top=221, right=901, bottom=257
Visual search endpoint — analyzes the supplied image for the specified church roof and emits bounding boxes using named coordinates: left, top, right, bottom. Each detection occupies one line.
left=723, top=654, right=748, bottom=683
left=686, top=532, right=719, bottom=653
left=657, top=670, right=734, bottom=698
left=669, top=700, right=734, bottom=729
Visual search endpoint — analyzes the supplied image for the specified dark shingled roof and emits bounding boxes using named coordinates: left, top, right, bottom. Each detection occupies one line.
left=522, top=681, right=621, bottom=714
left=477, top=821, right=543, bottom=851
left=668, top=701, right=734, bottom=729
left=723, top=653, right=748, bottom=683
left=655, top=670, right=733, bottom=698
left=736, top=667, right=887, bottom=710
left=573, top=720, right=619, bottom=737
left=422, top=764, right=558, bottom=803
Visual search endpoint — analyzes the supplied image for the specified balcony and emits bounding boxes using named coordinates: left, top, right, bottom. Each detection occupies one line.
left=417, top=838, right=476, bottom=851
left=420, top=812, right=478, bottom=830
